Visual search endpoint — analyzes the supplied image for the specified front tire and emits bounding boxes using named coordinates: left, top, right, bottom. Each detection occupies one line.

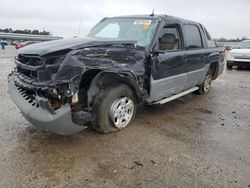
left=92, top=84, right=136, bottom=134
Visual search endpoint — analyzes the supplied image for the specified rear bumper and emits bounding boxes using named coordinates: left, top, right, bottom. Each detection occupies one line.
left=8, top=74, right=86, bottom=135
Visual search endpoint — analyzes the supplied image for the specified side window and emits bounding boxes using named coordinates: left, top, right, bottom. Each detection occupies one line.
left=204, top=27, right=216, bottom=48
left=95, top=23, right=120, bottom=38
left=204, top=28, right=212, bottom=41
left=184, top=25, right=203, bottom=49
left=158, top=25, right=182, bottom=51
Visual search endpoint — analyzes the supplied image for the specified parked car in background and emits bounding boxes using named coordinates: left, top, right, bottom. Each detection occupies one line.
left=15, top=41, right=41, bottom=49
left=226, top=40, right=250, bottom=69
left=8, top=14, right=225, bottom=135
left=11, top=41, right=17, bottom=45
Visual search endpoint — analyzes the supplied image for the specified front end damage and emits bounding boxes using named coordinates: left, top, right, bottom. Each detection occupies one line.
left=8, top=76, right=85, bottom=135
left=8, top=45, right=148, bottom=135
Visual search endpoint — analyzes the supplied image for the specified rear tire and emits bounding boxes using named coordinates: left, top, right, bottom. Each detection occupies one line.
left=92, top=84, right=136, bottom=134
left=194, top=69, right=213, bottom=95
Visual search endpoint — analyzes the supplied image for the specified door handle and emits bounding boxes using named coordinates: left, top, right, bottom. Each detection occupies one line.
left=182, top=57, right=188, bottom=62
left=200, top=55, right=206, bottom=60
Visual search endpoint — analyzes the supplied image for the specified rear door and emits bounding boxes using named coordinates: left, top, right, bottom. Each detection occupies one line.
left=150, top=23, right=188, bottom=102
left=183, top=24, right=209, bottom=88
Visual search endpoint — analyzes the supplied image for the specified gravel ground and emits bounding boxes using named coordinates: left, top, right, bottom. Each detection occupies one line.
left=0, top=47, right=249, bottom=187
left=0, top=45, right=17, bottom=58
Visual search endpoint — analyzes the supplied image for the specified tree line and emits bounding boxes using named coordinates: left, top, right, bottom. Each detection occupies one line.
left=214, top=37, right=248, bottom=42
left=0, top=28, right=50, bottom=35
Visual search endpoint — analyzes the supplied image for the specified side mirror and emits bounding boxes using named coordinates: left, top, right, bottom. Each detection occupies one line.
left=151, top=48, right=165, bottom=55
left=150, top=42, right=164, bottom=55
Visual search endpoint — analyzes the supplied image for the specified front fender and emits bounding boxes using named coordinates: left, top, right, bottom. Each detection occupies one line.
left=87, top=71, right=146, bottom=106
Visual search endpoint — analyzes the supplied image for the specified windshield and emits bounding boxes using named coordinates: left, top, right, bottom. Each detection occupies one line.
left=239, top=41, right=250, bottom=49
left=87, top=18, right=158, bottom=47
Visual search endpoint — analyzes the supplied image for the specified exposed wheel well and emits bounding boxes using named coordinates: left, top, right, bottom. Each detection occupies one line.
left=78, top=71, right=144, bottom=110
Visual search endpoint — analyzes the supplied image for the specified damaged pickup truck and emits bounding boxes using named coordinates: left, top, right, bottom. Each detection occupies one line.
left=8, top=15, right=224, bottom=135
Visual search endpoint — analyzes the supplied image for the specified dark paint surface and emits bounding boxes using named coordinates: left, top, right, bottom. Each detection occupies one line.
left=18, top=37, right=137, bottom=56
left=55, top=46, right=146, bottom=82
left=152, top=51, right=188, bottom=79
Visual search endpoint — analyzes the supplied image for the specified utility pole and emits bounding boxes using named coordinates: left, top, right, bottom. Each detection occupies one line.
left=77, top=19, right=82, bottom=37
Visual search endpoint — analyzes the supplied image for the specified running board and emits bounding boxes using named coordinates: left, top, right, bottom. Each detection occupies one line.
left=151, top=87, right=199, bottom=105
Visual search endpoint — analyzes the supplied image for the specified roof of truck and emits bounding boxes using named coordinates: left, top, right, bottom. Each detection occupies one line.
left=109, top=14, right=199, bottom=25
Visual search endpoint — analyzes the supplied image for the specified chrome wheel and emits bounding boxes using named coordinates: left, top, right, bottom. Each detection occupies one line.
left=109, top=97, right=135, bottom=129
left=204, top=74, right=212, bottom=93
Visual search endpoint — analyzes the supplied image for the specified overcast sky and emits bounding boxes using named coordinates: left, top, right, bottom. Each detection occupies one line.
left=0, top=0, right=249, bottom=39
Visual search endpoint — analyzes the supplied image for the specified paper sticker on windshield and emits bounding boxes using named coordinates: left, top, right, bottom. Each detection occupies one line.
left=143, top=24, right=150, bottom=30
left=134, top=20, right=151, bottom=30
left=133, top=20, right=152, bottom=25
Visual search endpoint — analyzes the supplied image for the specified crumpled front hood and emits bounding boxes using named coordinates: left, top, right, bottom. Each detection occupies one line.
left=55, top=46, right=146, bottom=82
left=17, top=37, right=136, bottom=56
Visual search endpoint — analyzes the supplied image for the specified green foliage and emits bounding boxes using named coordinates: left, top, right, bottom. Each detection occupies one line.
left=214, top=37, right=248, bottom=42
left=0, top=28, right=50, bottom=35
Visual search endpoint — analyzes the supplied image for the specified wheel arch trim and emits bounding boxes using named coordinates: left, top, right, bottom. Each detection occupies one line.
left=87, top=71, right=145, bottom=108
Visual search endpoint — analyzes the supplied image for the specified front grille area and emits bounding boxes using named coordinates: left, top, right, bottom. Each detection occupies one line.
left=235, top=56, right=250, bottom=60
left=233, top=61, right=250, bottom=64
left=17, top=66, right=38, bottom=79
left=17, top=86, right=40, bottom=108
left=229, top=61, right=250, bottom=67
left=18, top=54, right=44, bottom=66
left=16, top=54, right=62, bottom=82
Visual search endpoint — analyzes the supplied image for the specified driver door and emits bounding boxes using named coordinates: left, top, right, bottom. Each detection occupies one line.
left=149, top=23, right=188, bottom=102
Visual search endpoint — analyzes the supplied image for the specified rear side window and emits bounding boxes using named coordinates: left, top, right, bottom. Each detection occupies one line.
left=204, top=28, right=212, bottom=41
left=184, top=25, right=203, bottom=49
left=204, top=27, right=216, bottom=48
